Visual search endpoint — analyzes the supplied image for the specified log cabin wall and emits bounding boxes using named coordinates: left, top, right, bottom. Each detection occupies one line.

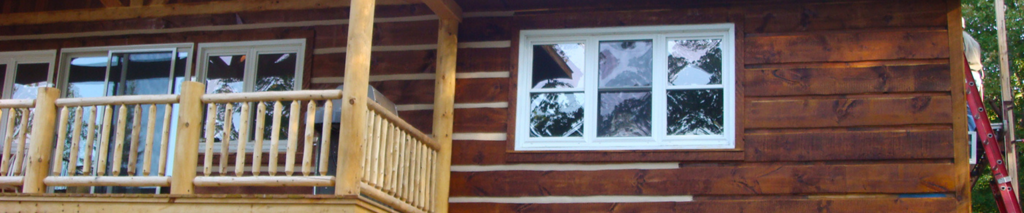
left=0, top=0, right=967, bottom=212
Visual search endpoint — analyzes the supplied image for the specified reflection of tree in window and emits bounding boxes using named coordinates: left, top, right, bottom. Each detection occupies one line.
left=667, top=90, right=723, bottom=135
left=530, top=93, right=583, bottom=137
left=668, top=39, right=721, bottom=86
left=598, top=92, right=651, bottom=137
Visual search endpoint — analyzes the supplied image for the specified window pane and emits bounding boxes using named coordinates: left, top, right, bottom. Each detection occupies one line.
left=529, top=92, right=584, bottom=137
left=0, top=64, right=5, bottom=96
left=206, top=55, right=246, bottom=94
left=255, top=53, right=297, bottom=92
left=13, top=63, right=48, bottom=99
left=667, top=89, right=723, bottom=135
left=112, top=52, right=173, bottom=96
left=668, top=39, right=722, bottom=86
left=598, top=91, right=651, bottom=137
left=599, top=40, right=653, bottom=88
left=66, top=56, right=110, bottom=98
left=531, top=43, right=585, bottom=89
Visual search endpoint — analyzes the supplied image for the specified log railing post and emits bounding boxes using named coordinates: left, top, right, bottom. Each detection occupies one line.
left=433, top=17, right=459, bottom=213
left=170, top=81, right=204, bottom=194
left=22, top=87, right=59, bottom=193
left=335, top=0, right=375, bottom=195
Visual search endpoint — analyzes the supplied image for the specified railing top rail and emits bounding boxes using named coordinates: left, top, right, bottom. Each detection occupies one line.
left=366, top=100, right=440, bottom=150
left=55, top=94, right=180, bottom=107
left=201, top=90, right=343, bottom=103
left=0, top=99, right=34, bottom=108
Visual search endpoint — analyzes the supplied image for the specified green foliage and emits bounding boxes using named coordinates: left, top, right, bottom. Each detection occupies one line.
left=963, top=0, right=1024, bottom=212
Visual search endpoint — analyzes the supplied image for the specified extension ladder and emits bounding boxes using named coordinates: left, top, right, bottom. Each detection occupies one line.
left=965, top=57, right=1023, bottom=213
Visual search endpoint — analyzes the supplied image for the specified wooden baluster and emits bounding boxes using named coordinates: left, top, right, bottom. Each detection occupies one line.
left=83, top=106, right=98, bottom=175
left=421, top=144, right=429, bottom=209
left=236, top=103, right=250, bottom=177
left=1, top=108, right=14, bottom=176
left=414, top=142, right=424, bottom=207
left=252, top=102, right=267, bottom=175
left=361, top=111, right=372, bottom=182
left=390, top=132, right=406, bottom=196
left=52, top=106, right=70, bottom=175
left=319, top=101, right=333, bottom=176
left=429, top=151, right=437, bottom=212
left=97, top=105, right=114, bottom=176
left=13, top=108, right=30, bottom=175
left=370, top=114, right=383, bottom=187
left=158, top=104, right=172, bottom=176
left=127, top=104, right=142, bottom=176
left=285, top=101, right=300, bottom=176
left=302, top=101, right=316, bottom=176
left=203, top=103, right=216, bottom=176
left=221, top=103, right=233, bottom=176
left=143, top=104, right=156, bottom=176
left=400, top=134, right=412, bottom=202
left=111, top=104, right=128, bottom=176
left=269, top=101, right=283, bottom=176
left=381, top=123, right=394, bottom=191
left=67, top=107, right=83, bottom=176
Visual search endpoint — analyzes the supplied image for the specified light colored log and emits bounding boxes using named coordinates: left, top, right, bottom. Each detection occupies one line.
left=143, top=104, right=156, bottom=176
left=319, top=101, right=333, bottom=176
left=55, top=94, right=178, bottom=107
left=369, top=114, right=383, bottom=187
left=383, top=123, right=395, bottom=193
left=252, top=102, right=267, bottom=175
left=130, top=0, right=142, bottom=7
left=361, top=111, right=372, bottom=183
left=0, top=176, right=23, bottom=186
left=235, top=103, right=250, bottom=177
left=285, top=101, right=300, bottom=176
left=433, top=17, right=459, bottom=213
left=44, top=176, right=171, bottom=187
left=99, top=0, right=122, bottom=7
left=201, top=90, right=343, bottom=103
left=336, top=0, right=375, bottom=196
left=97, top=105, right=114, bottom=176
left=83, top=106, right=98, bottom=175
left=111, top=104, right=128, bottom=176
left=378, top=123, right=392, bottom=189
left=22, top=87, right=59, bottom=193
left=393, top=133, right=407, bottom=197
left=398, top=134, right=411, bottom=202
left=0, top=99, right=33, bottom=108
left=416, top=143, right=425, bottom=208
left=67, top=107, right=83, bottom=176
left=368, top=101, right=439, bottom=151
left=429, top=151, right=437, bottom=211
left=193, top=176, right=334, bottom=187
left=269, top=101, right=283, bottom=176
left=423, top=0, right=463, bottom=22
left=171, top=82, right=205, bottom=194
left=1, top=108, right=15, bottom=176
left=158, top=104, right=171, bottom=176
left=12, top=108, right=30, bottom=176
left=51, top=106, right=70, bottom=175
left=127, top=104, right=142, bottom=176
left=302, top=101, right=316, bottom=176
left=360, top=183, right=425, bottom=213
left=203, top=103, right=216, bottom=177
left=221, top=103, right=233, bottom=176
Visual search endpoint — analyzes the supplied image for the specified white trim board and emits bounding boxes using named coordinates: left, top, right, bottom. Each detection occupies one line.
left=448, top=195, right=694, bottom=204
left=396, top=102, right=508, bottom=111
left=310, top=71, right=509, bottom=84
left=0, top=11, right=515, bottom=42
left=452, top=132, right=507, bottom=141
left=313, top=41, right=511, bottom=54
left=450, top=162, right=680, bottom=172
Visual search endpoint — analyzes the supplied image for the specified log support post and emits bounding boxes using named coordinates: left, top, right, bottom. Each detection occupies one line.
left=433, top=16, right=459, bottom=213
left=336, top=0, right=375, bottom=196
left=22, top=87, right=59, bottom=193
left=170, top=81, right=205, bottom=194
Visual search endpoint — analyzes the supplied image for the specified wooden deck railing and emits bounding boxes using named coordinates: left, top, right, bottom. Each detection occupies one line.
left=0, top=99, right=35, bottom=186
left=44, top=94, right=179, bottom=187
left=0, top=84, right=446, bottom=213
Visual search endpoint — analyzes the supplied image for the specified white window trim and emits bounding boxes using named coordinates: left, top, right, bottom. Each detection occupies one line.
left=195, top=39, right=306, bottom=92
left=514, top=23, right=736, bottom=151
left=57, top=43, right=195, bottom=97
left=0, top=50, right=57, bottom=99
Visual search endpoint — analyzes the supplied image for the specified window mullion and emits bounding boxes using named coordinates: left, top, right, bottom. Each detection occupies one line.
left=583, top=38, right=599, bottom=143
left=244, top=48, right=258, bottom=92
left=651, top=35, right=667, bottom=143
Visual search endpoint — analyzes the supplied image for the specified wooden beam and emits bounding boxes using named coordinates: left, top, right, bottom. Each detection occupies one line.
left=170, top=82, right=204, bottom=195
left=100, top=0, right=123, bottom=7
left=0, top=0, right=414, bottom=26
left=423, top=0, right=462, bottom=22
left=130, top=0, right=143, bottom=7
left=945, top=0, right=970, bottom=212
left=150, top=0, right=167, bottom=6
left=994, top=0, right=1019, bottom=199
left=432, top=16, right=458, bottom=213
left=21, top=87, right=59, bottom=193
left=336, top=0, right=376, bottom=196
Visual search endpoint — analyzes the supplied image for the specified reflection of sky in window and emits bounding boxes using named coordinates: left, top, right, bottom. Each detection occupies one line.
left=531, top=92, right=583, bottom=115
left=671, top=65, right=712, bottom=86
left=219, top=56, right=234, bottom=66
left=668, top=39, right=720, bottom=86
left=532, top=43, right=585, bottom=89
left=599, top=41, right=652, bottom=87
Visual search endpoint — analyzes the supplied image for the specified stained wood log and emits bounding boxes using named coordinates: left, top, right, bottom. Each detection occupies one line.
left=744, top=64, right=950, bottom=96
left=402, top=107, right=507, bottom=133
left=745, top=30, right=949, bottom=64
left=745, top=94, right=952, bottom=129
left=450, top=163, right=955, bottom=197
left=449, top=197, right=957, bottom=213
left=743, top=0, right=947, bottom=34
left=745, top=127, right=953, bottom=161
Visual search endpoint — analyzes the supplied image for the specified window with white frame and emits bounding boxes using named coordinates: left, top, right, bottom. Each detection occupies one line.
left=0, top=50, right=56, bottom=99
left=515, top=24, right=736, bottom=151
left=195, top=39, right=305, bottom=94
left=58, top=43, right=193, bottom=98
